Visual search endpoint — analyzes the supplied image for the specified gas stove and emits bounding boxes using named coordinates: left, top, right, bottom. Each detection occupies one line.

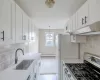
left=64, top=53, right=100, bottom=80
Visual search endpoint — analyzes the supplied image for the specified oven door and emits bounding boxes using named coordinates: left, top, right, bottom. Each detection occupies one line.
left=62, top=62, right=70, bottom=80
left=64, top=68, right=70, bottom=80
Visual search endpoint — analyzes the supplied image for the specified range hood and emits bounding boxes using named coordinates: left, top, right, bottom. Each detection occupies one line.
left=74, top=21, right=100, bottom=35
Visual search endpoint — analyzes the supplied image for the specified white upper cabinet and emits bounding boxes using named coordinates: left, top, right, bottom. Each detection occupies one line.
left=65, top=18, right=72, bottom=33
left=15, top=4, right=23, bottom=43
left=28, top=19, right=32, bottom=41
left=0, top=0, right=33, bottom=45
left=72, top=13, right=76, bottom=31
left=11, top=0, right=16, bottom=44
left=0, top=0, right=13, bottom=45
left=77, top=1, right=89, bottom=29
left=70, top=16, right=73, bottom=32
left=31, top=23, right=35, bottom=41
left=22, top=13, right=29, bottom=42
left=28, top=19, right=35, bottom=42
left=89, top=0, right=100, bottom=24
left=64, top=20, right=70, bottom=33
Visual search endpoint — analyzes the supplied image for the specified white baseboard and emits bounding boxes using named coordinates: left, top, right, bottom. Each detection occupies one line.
left=41, top=54, right=56, bottom=57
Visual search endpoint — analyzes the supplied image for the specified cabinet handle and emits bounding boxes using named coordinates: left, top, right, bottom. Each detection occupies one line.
left=34, top=73, right=36, bottom=78
left=85, top=16, right=87, bottom=24
left=66, top=26, right=67, bottom=30
left=23, top=35, right=26, bottom=40
left=1, top=31, right=4, bottom=41
left=25, top=35, right=26, bottom=40
left=82, top=18, right=84, bottom=25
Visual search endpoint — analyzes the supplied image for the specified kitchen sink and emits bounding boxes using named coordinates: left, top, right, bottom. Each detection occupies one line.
left=15, top=60, right=34, bottom=70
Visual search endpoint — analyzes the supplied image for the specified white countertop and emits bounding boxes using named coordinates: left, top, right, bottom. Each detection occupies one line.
left=0, top=53, right=41, bottom=80
left=63, top=59, right=83, bottom=63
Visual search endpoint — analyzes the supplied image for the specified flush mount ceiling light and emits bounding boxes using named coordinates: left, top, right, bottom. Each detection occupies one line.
left=45, top=0, right=55, bottom=8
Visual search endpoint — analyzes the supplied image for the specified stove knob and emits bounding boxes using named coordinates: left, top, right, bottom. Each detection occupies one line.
left=68, top=74, right=71, bottom=78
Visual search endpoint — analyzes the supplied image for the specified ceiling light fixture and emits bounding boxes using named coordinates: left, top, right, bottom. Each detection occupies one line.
left=45, top=0, right=55, bottom=8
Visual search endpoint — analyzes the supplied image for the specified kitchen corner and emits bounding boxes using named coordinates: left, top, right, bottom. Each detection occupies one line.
left=0, top=53, right=41, bottom=80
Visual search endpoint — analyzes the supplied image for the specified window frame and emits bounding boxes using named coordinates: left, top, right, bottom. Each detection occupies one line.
left=45, top=32, right=54, bottom=47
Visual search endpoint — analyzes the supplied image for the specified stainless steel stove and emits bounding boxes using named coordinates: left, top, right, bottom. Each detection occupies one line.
left=64, top=53, right=100, bottom=80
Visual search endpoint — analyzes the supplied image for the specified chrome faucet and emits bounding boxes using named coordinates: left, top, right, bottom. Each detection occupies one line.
left=15, top=48, right=24, bottom=64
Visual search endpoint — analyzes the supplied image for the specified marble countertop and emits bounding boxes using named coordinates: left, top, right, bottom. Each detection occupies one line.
left=0, top=53, right=41, bottom=80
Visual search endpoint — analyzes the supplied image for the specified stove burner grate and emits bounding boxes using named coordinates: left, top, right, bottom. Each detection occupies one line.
left=65, top=63, right=100, bottom=80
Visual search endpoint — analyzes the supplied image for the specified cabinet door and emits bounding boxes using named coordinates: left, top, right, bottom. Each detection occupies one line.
left=89, top=0, right=100, bottom=24
left=31, top=23, right=35, bottom=41
left=28, top=19, right=32, bottom=41
left=70, top=17, right=73, bottom=32
left=11, top=0, right=16, bottom=44
left=22, top=13, right=29, bottom=41
left=75, top=12, right=78, bottom=30
left=64, top=19, right=72, bottom=33
left=77, top=1, right=89, bottom=28
left=72, top=14, right=76, bottom=31
left=16, top=4, right=23, bottom=43
left=0, top=0, right=12, bottom=45
left=64, top=22, right=69, bottom=33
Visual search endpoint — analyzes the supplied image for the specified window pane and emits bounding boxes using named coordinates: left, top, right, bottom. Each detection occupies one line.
left=45, top=40, right=54, bottom=46
left=45, top=32, right=54, bottom=47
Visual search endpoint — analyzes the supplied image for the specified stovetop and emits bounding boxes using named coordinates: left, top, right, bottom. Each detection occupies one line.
left=65, top=62, right=100, bottom=80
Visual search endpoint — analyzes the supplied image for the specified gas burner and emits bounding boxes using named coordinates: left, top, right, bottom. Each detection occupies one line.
left=65, top=62, right=100, bottom=80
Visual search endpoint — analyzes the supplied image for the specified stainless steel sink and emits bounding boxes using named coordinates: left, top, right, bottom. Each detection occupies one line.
left=15, top=60, right=34, bottom=70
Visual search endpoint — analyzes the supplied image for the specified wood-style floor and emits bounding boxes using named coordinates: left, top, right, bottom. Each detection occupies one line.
left=38, top=57, right=58, bottom=80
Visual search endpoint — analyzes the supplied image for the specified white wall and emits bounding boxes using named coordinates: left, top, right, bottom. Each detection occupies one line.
left=80, top=35, right=100, bottom=60
left=39, top=29, right=63, bottom=55
left=28, top=26, right=39, bottom=53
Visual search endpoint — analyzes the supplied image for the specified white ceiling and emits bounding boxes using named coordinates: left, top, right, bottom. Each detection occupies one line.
left=15, top=0, right=86, bottom=29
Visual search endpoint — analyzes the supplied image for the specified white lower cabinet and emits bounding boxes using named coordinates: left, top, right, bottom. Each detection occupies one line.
left=32, top=60, right=41, bottom=80
left=71, top=35, right=86, bottom=43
